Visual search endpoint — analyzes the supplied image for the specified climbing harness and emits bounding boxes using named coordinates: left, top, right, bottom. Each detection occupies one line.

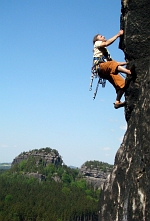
left=89, top=56, right=126, bottom=100
left=89, top=57, right=106, bottom=100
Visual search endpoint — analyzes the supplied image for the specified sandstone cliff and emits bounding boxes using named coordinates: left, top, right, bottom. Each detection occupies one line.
left=12, top=150, right=112, bottom=187
left=80, top=161, right=113, bottom=190
left=98, top=0, right=150, bottom=220
left=12, top=147, right=63, bottom=167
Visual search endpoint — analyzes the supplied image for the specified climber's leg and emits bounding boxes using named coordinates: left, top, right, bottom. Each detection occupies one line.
left=117, top=66, right=131, bottom=75
left=114, top=88, right=126, bottom=109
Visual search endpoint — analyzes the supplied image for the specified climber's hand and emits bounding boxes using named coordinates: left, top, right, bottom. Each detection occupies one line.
left=118, top=30, right=124, bottom=36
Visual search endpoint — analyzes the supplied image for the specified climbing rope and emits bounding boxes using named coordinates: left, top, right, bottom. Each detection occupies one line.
left=89, top=63, right=106, bottom=100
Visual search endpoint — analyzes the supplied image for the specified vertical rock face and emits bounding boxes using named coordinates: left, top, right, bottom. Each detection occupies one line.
left=98, top=1, right=150, bottom=221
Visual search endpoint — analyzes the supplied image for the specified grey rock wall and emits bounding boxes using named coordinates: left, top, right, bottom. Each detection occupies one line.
left=12, top=148, right=63, bottom=167
left=98, top=0, right=150, bottom=220
left=25, top=172, right=45, bottom=182
left=80, top=165, right=112, bottom=190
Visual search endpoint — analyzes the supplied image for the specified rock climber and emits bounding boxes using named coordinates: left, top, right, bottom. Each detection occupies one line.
left=93, top=29, right=132, bottom=109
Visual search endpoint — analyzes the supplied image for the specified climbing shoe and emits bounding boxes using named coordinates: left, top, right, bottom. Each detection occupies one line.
left=114, top=101, right=126, bottom=109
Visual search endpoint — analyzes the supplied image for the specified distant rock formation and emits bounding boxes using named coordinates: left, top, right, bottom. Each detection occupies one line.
left=12, top=150, right=112, bottom=187
left=98, top=1, right=150, bottom=220
left=11, top=147, right=63, bottom=182
left=12, top=147, right=63, bottom=167
left=80, top=162, right=113, bottom=190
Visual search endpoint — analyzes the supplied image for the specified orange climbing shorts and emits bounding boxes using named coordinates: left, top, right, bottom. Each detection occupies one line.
left=99, top=61, right=125, bottom=92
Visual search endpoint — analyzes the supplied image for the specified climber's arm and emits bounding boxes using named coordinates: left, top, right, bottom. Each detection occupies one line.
left=100, top=30, right=124, bottom=48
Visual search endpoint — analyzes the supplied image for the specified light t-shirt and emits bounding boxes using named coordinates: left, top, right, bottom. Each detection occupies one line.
left=93, top=41, right=111, bottom=60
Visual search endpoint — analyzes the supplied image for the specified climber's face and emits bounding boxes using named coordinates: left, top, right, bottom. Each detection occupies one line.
left=97, top=35, right=106, bottom=42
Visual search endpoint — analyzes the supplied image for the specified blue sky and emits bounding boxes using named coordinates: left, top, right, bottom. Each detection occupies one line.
left=0, top=0, right=127, bottom=167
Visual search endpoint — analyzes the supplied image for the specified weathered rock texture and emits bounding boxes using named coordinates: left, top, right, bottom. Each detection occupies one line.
left=11, top=148, right=63, bottom=182
left=12, top=147, right=63, bottom=167
left=80, top=164, right=112, bottom=190
left=25, top=172, right=45, bottom=182
left=98, top=0, right=150, bottom=220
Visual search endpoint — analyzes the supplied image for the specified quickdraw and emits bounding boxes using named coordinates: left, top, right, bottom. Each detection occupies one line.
left=89, top=57, right=106, bottom=100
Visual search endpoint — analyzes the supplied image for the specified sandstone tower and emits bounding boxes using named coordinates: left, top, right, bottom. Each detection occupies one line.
left=98, top=0, right=150, bottom=220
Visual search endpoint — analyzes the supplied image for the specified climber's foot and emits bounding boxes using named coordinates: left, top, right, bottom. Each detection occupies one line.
left=114, top=101, right=126, bottom=109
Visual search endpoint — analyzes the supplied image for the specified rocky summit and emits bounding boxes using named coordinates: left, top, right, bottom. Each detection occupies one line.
left=12, top=147, right=63, bottom=167
left=98, top=1, right=150, bottom=221
left=79, top=161, right=113, bottom=190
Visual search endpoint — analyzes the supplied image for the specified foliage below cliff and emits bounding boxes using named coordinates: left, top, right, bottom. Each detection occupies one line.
left=0, top=148, right=114, bottom=220
left=0, top=172, right=98, bottom=221
left=0, top=148, right=101, bottom=221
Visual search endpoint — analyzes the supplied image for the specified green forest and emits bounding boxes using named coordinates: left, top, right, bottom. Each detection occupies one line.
left=0, top=148, right=112, bottom=221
